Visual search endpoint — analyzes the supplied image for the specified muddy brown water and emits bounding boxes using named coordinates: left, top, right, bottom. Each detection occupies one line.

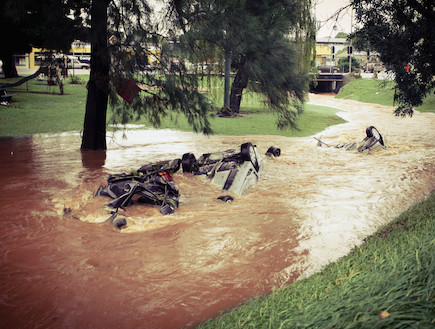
left=0, top=94, right=434, bottom=329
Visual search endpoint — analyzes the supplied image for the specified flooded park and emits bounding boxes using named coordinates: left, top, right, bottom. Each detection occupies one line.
left=0, top=94, right=434, bottom=329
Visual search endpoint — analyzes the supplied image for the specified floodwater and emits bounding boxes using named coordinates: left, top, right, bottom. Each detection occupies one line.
left=0, top=94, right=434, bottom=329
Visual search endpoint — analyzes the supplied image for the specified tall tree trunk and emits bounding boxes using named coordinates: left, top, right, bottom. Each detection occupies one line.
left=229, top=69, right=248, bottom=113
left=1, top=52, right=19, bottom=78
left=223, top=49, right=231, bottom=107
left=81, top=0, right=110, bottom=150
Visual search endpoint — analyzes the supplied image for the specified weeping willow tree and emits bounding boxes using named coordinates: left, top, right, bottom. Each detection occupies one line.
left=171, top=0, right=316, bottom=129
left=81, top=0, right=212, bottom=150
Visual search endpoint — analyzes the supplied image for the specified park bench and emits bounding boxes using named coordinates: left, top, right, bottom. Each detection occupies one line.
left=0, top=88, right=16, bottom=104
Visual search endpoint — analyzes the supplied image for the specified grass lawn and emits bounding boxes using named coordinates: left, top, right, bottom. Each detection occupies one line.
left=198, top=191, right=435, bottom=328
left=134, top=102, right=344, bottom=137
left=0, top=77, right=87, bottom=135
left=0, top=74, right=345, bottom=137
left=336, top=78, right=435, bottom=113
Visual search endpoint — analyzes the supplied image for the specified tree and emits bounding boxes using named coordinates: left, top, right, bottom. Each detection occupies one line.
left=228, top=0, right=315, bottom=127
left=335, top=32, right=348, bottom=39
left=0, top=0, right=87, bottom=78
left=172, top=0, right=315, bottom=129
left=338, top=56, right=360, bottom=72
left=1, top=0, right=211, bottom=150
left=350, top=0, right=435, bottom=116
left=81, top=0, right=212, bottom=150
left=81, top=0, right=110, bottom=150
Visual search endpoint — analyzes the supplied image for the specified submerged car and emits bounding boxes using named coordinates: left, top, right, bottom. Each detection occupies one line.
left=316, top=126, right=388, bottom=154
left=95, top=159, right=181, bottom=217
left=95, top=143, right=272, bottom=224
left=182, top=142, right=263, bottom=196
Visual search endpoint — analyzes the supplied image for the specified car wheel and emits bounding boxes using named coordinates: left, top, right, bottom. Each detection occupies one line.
left=217, top=195, right=234, bottom=202
left=366, top=126, right=384, bottom=146
left=160, top=204, right=175, bottom=215
left=366, top=126, right=381, bottom=139
left=113, top=217, right=127, bottom=228
left=265, top=146, right=281, bottom=157
left=182, top=153, right=196, bottom=173
left=241, top=142, right=259, bottom=170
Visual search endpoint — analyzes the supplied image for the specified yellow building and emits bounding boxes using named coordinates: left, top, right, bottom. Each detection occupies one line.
left=20, top=41, right=161, bottom=69
left=315, top=37, right=348, bottom=67
left=26, top=41, right=91, bottom=69
left=315, top=44, right=332, bottom=66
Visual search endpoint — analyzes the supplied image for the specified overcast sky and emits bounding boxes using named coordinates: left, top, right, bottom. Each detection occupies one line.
left=150, top=0, right=354, bottom=39
left=314, top=0, right=353, bottom=38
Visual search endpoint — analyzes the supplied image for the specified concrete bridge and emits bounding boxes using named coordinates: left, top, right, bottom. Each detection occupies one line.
left=310, top=67, right=347, bottom=93
left=310, top=72, right=345, bottom=93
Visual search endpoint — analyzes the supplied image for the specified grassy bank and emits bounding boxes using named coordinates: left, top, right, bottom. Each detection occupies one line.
left=0, top=74, right=345, bottom=137
left=0, top=76, right=88, bottom=135
left=198, top=191, right=435, bottom=328
left=336, top=78, right=435, bottom=113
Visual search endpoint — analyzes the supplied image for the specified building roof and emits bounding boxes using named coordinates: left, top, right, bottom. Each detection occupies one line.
left=316, top=37, right=348, bottom=45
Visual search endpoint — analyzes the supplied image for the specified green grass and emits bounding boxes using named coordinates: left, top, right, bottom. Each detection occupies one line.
left=134, top=103, right=344, bottom=137
left=198, top=191, right=435, bottom=328
left=336, top=78, right=435, bottom=113
left=0, top=75, right=88, bottom=135
left=0, top=74, right=345, bottom=137
left=2, top=75, right=433, bottom=137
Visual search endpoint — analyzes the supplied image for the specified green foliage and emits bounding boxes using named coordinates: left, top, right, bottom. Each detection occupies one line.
left=335, top=32, right=348, bottom=39
left=350, top=0, right=435, bottom=115
left=338, top=56, right=360, bottom=72
left=69, top=75, right=86, bottom=85
left=106, top=1, right=214, bottom=135
left=172, top=0, right=316, bottom=126
left=198, top=192, right=435, bottom=328
left=0, top=0, right=88, bottom=77
left=80, top=0, right=216, bottom=149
